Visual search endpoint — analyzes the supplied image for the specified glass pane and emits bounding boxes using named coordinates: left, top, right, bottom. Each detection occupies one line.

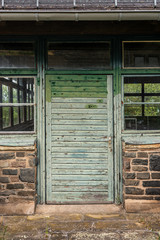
left=48, top=42, right=111, bottom=70
left=20, top=106, right=24, bottom=123
left=124, top=83, right=141, bottom=94
left=145, top=96, right=160, bottom=102
left=13, top=107, right=19, bottom=125
left=124, top=96, right=142, bottom=103
left=145, top=83, right=160, bottom=93
left=0, top=42, right=35, bottom=69
left=19, top=91, right=24, bottom=103
left=145, top=104, right=160, bottom=116
left=124, top=104, right=142, bottom=116
left=13, top=88, right=18, bottom=103
left=2, top=85, right=9, bottom=103
left=124, top=76, right=160, bottom=131
left=123, top=42, right=160, bottom=68
left=2, top=107, right=11, bottom=128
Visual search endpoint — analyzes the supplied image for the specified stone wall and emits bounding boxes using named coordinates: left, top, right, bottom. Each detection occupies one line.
left=0, top=144, right=37, bottom=215
left=123, top=142, right=160, bottom=212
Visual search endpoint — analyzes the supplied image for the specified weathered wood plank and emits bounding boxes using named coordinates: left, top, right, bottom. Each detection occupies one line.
left=52, top=114, right=107, bottom=120
left=52, top=175, right=108, bottom=181
left=51, top=109, right=107, bottom=114
left=52, top=98, right=107, bottom=103
left=51, top=152, right=108, bottom=158
left=52, top=136, right=108, bottom=142
left=49, top=75, right=107, bottom=81
left=51, top=158, right=108, bottom=164
left=52, top=92, right=107, bottom=98
left=51, top=80, right=107, bottom=87
left=51, top=131, right=108, bottom=136
left=51, top=87, right=106, bottom=92
left=52, top=119, right=107, bottom=125
left=51, top=103, right=107, bottom=109
left=51, top=125, right=108, bottom=131
left=52, top=185, right=108, bottom=192
left=51, top=147, right=108, bottom=153
left=51, top=192, right=108, bottom=202
left=52, top=180, right=108, bottom=186
left=51, top=169, right=107, bottom=175
left=52, top=141, right=108, bottom=147
left=52, top=164, right=108, bottom=169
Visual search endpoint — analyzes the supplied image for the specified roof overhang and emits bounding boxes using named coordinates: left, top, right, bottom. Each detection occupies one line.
left=0, top=10, right=160, bottom=21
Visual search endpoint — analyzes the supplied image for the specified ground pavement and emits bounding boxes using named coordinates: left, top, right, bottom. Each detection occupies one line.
left=0, top=207, right=160, bottom=239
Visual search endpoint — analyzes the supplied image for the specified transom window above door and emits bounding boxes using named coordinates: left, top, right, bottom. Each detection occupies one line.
left=122, top=41, right=160, bottom=68
left=123, top=76, right=160, bottom=131
left=47, top=42, right=111, bottom=70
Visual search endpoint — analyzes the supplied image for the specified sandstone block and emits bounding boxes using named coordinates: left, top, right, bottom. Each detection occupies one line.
left=150, top=155, right=160, bottom=171
left=20, top=168, right=35, bottom=183
left=125, top=187, right=144, bottom=195
left=7, top=183, right=24, bottom=189
left=0, top=153, right=15, bottom=160
left=132, top=159, right=148, bottom=165
left=3, top=169, right=17, bottom=175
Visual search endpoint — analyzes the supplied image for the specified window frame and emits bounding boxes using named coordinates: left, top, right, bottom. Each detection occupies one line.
left=122, top=75, right=160, bottom=134
left=0, top=76, right=36, bottom=134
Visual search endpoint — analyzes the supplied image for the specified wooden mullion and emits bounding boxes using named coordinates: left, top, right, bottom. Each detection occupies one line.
left=10, top=79, right=14, bottom=127
left=17, top=79, right=21, bottom=124
left=142, top=82, right=144, bottom=117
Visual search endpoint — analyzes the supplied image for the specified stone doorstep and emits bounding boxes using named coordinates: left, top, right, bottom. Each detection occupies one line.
left=125, top=199, right=160, bottom=213
left=0, top=201, right=35, bottom=215
left=35, top=204, right=122, bottom=215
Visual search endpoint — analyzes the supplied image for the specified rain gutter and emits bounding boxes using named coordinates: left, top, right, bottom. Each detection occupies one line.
left=0, top=10, right=160, bottom=21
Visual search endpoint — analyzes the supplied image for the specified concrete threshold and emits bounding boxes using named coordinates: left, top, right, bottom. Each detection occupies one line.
left=36, top=204, right=122, bottom=215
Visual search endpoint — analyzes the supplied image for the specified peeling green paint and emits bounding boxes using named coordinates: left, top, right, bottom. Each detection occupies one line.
left=85, top=104, right=98, bottom=109
left=97, top=99, right=103, bottom=103
left=46, top=77, right=51, bottom=102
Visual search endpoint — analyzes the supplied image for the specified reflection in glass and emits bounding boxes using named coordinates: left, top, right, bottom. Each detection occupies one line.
left=2, top=107, right=11, bottom=128
left=123, top=42, right=160, bottom=68
left=13, top=107, right=19, bottom=125
left=48, top=42, right=111, bottom=70
left=0, top=42, right=35, bottom=69
left=2, top=85, right=9, bottom=103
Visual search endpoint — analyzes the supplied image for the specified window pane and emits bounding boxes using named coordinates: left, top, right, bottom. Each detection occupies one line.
left=20, top=106, right=24, bottom=123
left=0, top=77, right=34, bottom=131
left=2, top=85, right=9, bottom=103
left=48, top=42, right=111, bottom=70
left=125, top=105, right=142, bottom=116
left=13, top=88, right=18, bottom=103
left=2, top=107, right=11, bottom=128
left=144, top=83, right=160, bottom=93
left=13, top=107, right=19, bottom=125
left=124, top=96, right=142, bottom=103
left=145, top=104, right=160, bottom=116
left=124, top=76, right=160, bottom=131
left=0, top=42, right=35, bottom=69
left=124, top=83, right=141, bottom=94
left=123, top=42, right=160, bottom=68
left=145, top=96, right=160, bottom=102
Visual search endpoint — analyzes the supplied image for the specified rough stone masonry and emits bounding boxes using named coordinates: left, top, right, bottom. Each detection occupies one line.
left=0, top=144, right=37, bottom=215
left=123, top=142, right=160, bottom=212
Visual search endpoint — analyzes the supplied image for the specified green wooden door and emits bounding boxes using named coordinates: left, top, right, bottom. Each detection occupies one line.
left=46, top=75, right=114, bottom=203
